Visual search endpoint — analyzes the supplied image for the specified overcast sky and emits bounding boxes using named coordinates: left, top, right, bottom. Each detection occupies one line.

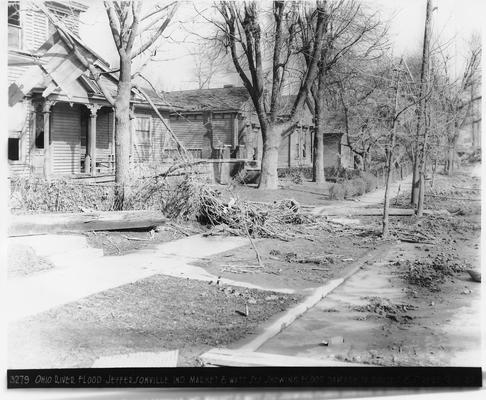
left=78, top=0, right=484, bottom=91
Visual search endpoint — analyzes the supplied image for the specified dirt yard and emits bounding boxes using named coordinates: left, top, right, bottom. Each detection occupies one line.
left=8, top=275, right=301, bottom=368
left=222, top=179, right=333, bottom=206
left=194, top=227, right=384, bottom=292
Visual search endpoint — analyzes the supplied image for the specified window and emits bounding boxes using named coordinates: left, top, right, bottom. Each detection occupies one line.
left=8, top=1, right=21, bottom=49
left=8, top=2, right=20, bottom=25
left=135, top=116, right=151, bottom=141
left=133, top=116, right=151, bottom=161
left=8, top=137, right=20, bottom=161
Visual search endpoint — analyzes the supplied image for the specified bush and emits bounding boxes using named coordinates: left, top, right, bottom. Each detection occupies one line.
left=353, top=177, right=367, bottom=196
left=278, top=167, right=313, bottom=183
left=328, top=175, right=374, bottom=200
left=329, top=183, right=346, bottom=200
left=8, top=174, right=196, bottom=216
left=361, top=172, right=378, bottom=192
left=9, top=177, right=116, bottom=213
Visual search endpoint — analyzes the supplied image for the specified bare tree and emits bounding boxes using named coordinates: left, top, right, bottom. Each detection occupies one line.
left=436, top=39, right=481, bottom=176
left=210, top=1, right=327, bottom=189
left=301, top=0, right=389, bottom=183
left=191, top=40, right=226, bottom=89
left=410, top=0, right=434, bottom=209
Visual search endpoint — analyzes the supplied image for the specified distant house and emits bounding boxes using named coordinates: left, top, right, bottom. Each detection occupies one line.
left=323, top=132, right=354, bottom=170
left=163, top=86, right=252, bottom=160
left=163, top=86, right=352, bottom=171
left=7, top=0, right=176, bottom=179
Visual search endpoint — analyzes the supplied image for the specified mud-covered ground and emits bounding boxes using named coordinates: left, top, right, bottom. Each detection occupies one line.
left=259, top=164, right=481, bottom=366
left=8, top=275, right=301, bottom=368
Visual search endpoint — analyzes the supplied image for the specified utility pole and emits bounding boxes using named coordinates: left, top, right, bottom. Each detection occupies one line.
left=382, top=59, right=402, bottom=238
left=411, top=0, right=434, bottom=208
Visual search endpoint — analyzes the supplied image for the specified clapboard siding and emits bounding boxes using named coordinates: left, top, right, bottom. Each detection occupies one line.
left=8, top=65, right=29, bottom=84
left=21, top=4, right=81, bottom=53
left=22, top=9, right=49, bottom=52
left=212, top=119, right=233, bottom=147
left=51, top=103, right=81, bottom=175
left=169, top=117, right=206, bottom=149
left=132, top=110, right=169, bottom=163
left=169, top=114, right=235, bottom=150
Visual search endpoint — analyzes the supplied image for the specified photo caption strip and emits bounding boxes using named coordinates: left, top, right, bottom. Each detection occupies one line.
left=7, top=367, right=482, bottom=388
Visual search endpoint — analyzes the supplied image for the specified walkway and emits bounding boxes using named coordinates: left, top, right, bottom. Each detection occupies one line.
left=307, top=174, right=413, bottom=215
left=7, top=234, right=295, bottom=322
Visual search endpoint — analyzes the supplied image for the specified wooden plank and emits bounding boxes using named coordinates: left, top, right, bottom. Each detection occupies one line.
left=304, top=207, right=426, bottom=217
left=9, top=210, right=167, bottom=237
left=199, top=349, right=367, bottom=367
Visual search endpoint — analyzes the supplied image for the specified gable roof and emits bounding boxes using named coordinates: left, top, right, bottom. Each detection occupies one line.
left=163, top=86, right=251, bottom=112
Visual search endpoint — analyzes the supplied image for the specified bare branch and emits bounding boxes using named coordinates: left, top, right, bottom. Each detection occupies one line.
left=131, top=2, right=179, bottom=59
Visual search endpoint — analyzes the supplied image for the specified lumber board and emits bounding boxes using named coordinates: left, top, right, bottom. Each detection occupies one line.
left=304, top=207, right=437, bottom=217
left=8, top=210, right=167, bottom=237
left=199, top=348, right=367, bottom=367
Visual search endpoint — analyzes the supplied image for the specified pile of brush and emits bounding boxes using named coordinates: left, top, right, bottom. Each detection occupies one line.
left=197, top=185, right=313, bottom=239
left=131, top=174, right=314, bottom=239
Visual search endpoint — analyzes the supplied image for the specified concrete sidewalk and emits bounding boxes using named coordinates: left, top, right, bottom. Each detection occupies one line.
left=308, top=174, right=412, bottom=215
left=7, top=234, right=294, bottom=322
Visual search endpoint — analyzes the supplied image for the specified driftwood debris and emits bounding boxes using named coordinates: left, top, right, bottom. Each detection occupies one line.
left=9, top=210, right=167, bottom=236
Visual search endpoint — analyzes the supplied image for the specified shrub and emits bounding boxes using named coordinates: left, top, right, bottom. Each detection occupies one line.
left=342, top=180, right=358, bottom=197
left=278, top=167, right=313, bottom=182
left=9, top=177, right=116, bottom=213
left=329, top=183, right=346, bottom=200
left=361, top=172, right=378, bottom=192
left=353, top=177, right=367, bottom=196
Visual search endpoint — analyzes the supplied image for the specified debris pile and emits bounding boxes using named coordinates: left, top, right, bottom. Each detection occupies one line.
left=355, top=297, right=416, bottom=323
left=402, top=254, right=467, bottom=291
left=196, top=183, right=314, bottom=239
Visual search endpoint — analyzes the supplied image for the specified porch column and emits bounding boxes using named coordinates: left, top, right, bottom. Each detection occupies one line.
left=87, top=104, right=101, bottom=176
left=42, top=100, right=55, bottom=180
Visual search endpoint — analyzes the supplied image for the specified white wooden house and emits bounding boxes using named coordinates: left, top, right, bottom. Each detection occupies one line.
left=7, top=0, right=175, bottom=179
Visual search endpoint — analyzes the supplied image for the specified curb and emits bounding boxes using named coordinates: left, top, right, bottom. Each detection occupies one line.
left=237, top=245, right=392, bottom=352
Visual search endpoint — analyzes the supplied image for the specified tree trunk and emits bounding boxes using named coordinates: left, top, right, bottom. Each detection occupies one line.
left=411, top=0, right=433, bottom=207
left=113, top=56, right=132, bottom=210
left=447, top=145, right=454, bottom=176
left=313, top=131, right=325, bottom=183
left=383, top=62, right=401, bottom=237
left=431, top=158, right=437, bottom=188
left=363, top=152, right=370, bottom=172
left=258, top=123, right=282, bottom=190
left=312, top=61, right=326, bottom=184
left=411, top=153, right=420, bottom=206
left=382, top=151, right=393, bottom=238
left=416, top=154, right=427, bottom=217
